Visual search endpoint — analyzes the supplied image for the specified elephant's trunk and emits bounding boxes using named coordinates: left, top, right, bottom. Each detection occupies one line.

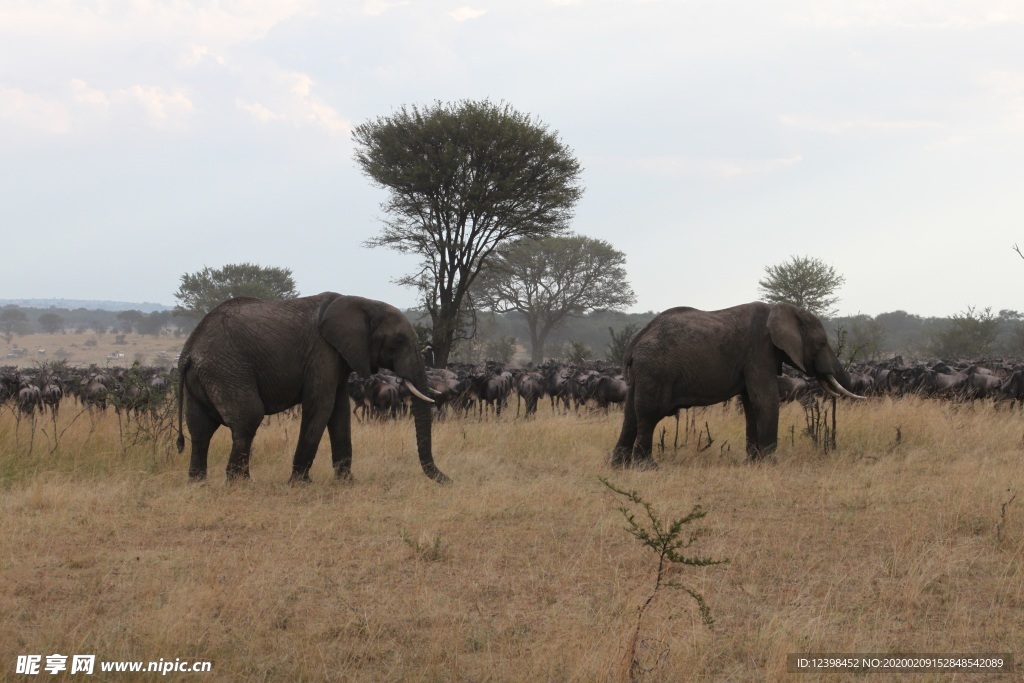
left=411, top=396, right=450, bottom=484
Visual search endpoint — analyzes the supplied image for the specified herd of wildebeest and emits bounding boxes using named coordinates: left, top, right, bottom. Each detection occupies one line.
left=2, top=355, right=1024, bottom=424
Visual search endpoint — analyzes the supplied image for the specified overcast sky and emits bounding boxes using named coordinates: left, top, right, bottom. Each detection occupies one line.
left=1, top=1, right=1021, bottom=317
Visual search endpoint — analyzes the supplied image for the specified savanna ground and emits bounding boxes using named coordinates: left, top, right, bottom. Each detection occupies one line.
left=3, top=332, right=183, bottom=369
left=1, top=394, right=1022, bottom=682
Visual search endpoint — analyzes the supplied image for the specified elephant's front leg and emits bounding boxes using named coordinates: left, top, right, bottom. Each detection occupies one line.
left=756, top=401, right=780, bottom=458
left=745, top=395, right=761, bottom=458
left=741, top=391, right=779, bottom=460
left=327, top=388, right=354, bottom=481
left=290, top=401, right=332, bottom=483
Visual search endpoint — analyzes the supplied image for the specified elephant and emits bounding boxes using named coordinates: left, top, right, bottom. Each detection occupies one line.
left=612, top=301, right=864, bottom=468
left=176, top=292, right=449, bottom=484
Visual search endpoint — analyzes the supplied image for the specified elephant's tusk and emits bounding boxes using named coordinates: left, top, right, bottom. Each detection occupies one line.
left=428, top=387, right=443, bottom=396
left=827, top=374, right=866, bottom=400
left=406, top=381, right=436, bottom=404
left=818, top=378, right=842, bottom=398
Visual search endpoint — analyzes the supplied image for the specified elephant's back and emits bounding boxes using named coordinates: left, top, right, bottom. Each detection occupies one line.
left=181, top=294, right=332, bottom=377
left=626, top=305, right=751, bottom=376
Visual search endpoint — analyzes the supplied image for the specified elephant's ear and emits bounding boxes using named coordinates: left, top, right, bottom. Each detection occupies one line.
left=767, top=304, right=808, bottom=374
left=320, top=297, right=374, bottom=378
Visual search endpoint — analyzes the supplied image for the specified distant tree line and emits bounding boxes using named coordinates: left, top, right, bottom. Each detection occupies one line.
left=5, top=301, right=1021, bottom=365
left=447, top=307, right=1024, bottom=365
left=0, top=304, right=197, bottom=341
left=831, top=307, right=1024, bottom=362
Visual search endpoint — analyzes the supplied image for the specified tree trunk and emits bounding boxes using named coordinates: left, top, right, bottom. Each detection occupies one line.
left=531, top=335, right=547, bottom=365
left=431, top=325, right=453, bottom=369
left=429, top=294, right=462, bottom=368
left=529, top=319, right=547, bottom=365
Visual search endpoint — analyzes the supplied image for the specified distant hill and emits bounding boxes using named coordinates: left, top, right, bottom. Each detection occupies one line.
left=0, top=299, right=172, bottom=313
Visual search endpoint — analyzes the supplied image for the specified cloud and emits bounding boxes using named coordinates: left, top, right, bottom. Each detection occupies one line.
left=925, top=136, right=970, bottom=150
left=289, top=72, right=315, bottom=98
left=304, top=100, right=352, bottom=135
left=363, top=0, right=409, bottom=16
left=450, top=7, right=487, bottom=21
left=123, top=86, right=195, bottom=129
left=0, top=80, right=197, bottom=137
left=236, top=71, right=351, bottom=136
left=70, top=79, right=110, bottom=109
left=0, top=85, right=70, bottom=134
left=179, top=45, right=226, bottom=69
left=980, top=70, right=1024, bottom=130
left=793, top=0, right=1024, bottom=30
left=779, top=115, right=944, bottom=135
left=236, top=100, right=282, bottom=123
left=625, top=154, right=804, bottom=179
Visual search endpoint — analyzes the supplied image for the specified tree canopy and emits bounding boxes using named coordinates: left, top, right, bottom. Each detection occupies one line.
left=352, top=99, right=584, bottom=366
left=37, top=312, right=65, bottom=334
left=758, top=255, right=845, bottom=317
left=174, top=263, right=299, bottom=318
left=474, top=234, right=636, bottom=363
left=0, top=306, right=29, bottom=341
left=607, top=323, right=641, bottom=366
left=929, top=306, right=1000, bottom=358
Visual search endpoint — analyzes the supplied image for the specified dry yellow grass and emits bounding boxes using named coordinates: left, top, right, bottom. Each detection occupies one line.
left=1, top=397, right=1022, bottom=681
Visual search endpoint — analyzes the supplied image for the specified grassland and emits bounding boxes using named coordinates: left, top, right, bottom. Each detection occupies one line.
left=3, top=332, right=183, bottom=369
left=0, top=396, right=1021, bottom=681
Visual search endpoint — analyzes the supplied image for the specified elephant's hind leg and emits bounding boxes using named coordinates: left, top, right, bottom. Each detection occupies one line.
left=226, top=413, right=263, bottom=481
left=621, top=387, right=661, bottom=470
left=186, top=406, right=218, bottom=482
left=612, top=386, right=638, bottom=467
left=629, top=414, right=660, bottom=470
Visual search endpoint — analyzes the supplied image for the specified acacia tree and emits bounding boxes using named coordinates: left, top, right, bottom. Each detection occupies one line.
left=0, top=306, right=28, bottom=342
left=353, top=99, right=584, bottom=367
left=138, top=310, right=172, bottom=336
left=117, top=310, right=144, bottom=334
left=758, top=255, right=845, bottom=317
left=607, top=323, right=640, bottom=366
left=38, top=312, right=65, bottom=334
left=174, top=263, right=299, bottom=318
left=474, top=235, right=636, bottom=363
left=929, top=306, right=999, bottom=358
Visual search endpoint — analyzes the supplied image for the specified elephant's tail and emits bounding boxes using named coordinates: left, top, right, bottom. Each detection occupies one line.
left=622, top=347, right=635, bottom=386
left=176, top=357, right=190, bottom=453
